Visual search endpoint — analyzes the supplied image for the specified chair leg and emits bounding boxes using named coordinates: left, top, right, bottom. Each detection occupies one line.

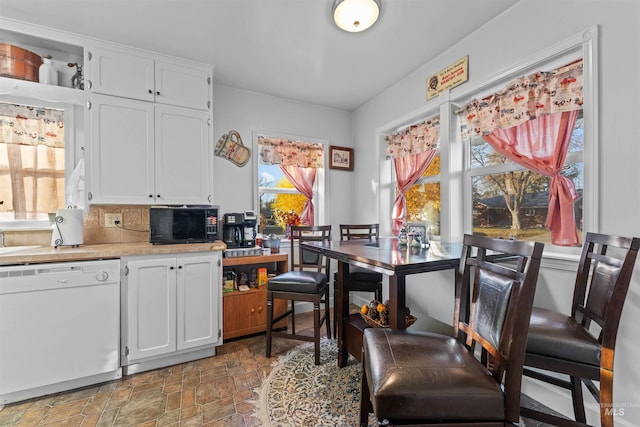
left=325, top=291, right=332, bottom=340
left=313, top=301, right=321, bottom=365
left=265, top=293, right=274, bottom=358
left=333, top=286, right=338, bottom=337
left=570, top=376, right=587, bottom=424
left=291, top=300, right=296, bottom=334
left=360, top=351, right=372, bottom=427
left=600, top=368, right=614, bottom=427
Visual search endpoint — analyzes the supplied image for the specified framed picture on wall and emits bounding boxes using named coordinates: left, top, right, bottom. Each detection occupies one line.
left=329, top=145, right=354, bottom=171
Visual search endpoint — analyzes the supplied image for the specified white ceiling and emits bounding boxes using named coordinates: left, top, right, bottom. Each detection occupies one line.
left=0, top=0, right=520, bottom=111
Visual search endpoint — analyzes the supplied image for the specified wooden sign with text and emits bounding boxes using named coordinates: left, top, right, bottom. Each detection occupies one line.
left=426, top=56, right=469, bottom=100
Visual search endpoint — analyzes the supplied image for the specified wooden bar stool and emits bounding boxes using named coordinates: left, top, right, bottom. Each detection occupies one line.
left=521, top=232, right=640, bottom=427
left=265, top=225, right=332, bottom=365
left=333, top=224, right=383, bottom=336
left=360, top=234, right=544, bottom=426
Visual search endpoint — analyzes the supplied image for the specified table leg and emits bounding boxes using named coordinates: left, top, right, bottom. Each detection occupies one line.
left=388, top=275, right=406, bottom=329
left=336, top=261, right=350, bottom=367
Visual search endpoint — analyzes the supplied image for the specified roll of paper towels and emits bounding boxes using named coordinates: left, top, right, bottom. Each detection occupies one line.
left=51, top=208, right=83, bottom=247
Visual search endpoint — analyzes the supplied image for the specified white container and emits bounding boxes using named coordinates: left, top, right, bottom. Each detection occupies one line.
left=50, top=208, right=83, bottom=247
left=38, top=55, right=58, bottom=85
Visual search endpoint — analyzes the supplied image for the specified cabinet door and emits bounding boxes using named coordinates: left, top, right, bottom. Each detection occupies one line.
left=124, top=258, right=177, bottom=362
left=176, top=253, right=221, bottom=350
left=89, top=94, right=155, bottom=204
left=223, top=292, right=261, bottom=338
left=154, top=104, right=211, bottom=205
left=155, top=60, right=210, bottom=110
left=89, top=46, right=155, bottom=101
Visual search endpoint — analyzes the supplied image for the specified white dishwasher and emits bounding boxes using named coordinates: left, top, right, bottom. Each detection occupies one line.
left=0, top=259, right=122, bottom=404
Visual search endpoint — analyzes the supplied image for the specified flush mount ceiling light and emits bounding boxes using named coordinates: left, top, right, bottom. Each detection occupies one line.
left=332, top=0, right=381, bottom=33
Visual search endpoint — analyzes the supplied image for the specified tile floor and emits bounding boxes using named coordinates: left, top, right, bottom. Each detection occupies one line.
left=0, top=308, right=558, bottom=427
left=0, top=312, right=318, bottom=427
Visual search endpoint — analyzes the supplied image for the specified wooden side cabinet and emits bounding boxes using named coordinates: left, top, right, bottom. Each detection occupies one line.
left=222, top=253, right=288, bottom=340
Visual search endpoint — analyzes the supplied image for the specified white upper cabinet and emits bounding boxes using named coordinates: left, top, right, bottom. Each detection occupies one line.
left=88, top=94, right=212, bottom=205
left=88, top=94, right=155, bottom=205
left=154, top=104, right=211, bottom=205
left=155, top=60, right=211, bottom=110
left=87, top=46, right=155, bottom=102
left=86, top=43, right=213, bottom=205
left=88, top=45, right=211, bottom=110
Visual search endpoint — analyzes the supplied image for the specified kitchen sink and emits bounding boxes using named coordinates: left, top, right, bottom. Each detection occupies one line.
left=0, top=245, right=40, bottom=255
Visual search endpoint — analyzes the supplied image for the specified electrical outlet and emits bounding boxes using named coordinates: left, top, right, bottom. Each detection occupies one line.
left=105, top=213, right=122, bottom=228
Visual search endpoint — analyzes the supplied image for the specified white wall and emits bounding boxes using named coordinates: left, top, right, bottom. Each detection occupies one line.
left=352, top=0, right=640, bottom=425
left=211, top=84, right=354, bottom=226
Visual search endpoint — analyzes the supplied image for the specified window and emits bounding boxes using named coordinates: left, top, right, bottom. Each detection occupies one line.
left=0, top=102, right=65, bottom=222
left=405, top=154, right=440, bottom=236
left=457, top=53, right=588, bottom=247
left=466, top=113, right=583, bottom=244
left=256, top=133, right=326, bottom=238
left=258, top=163, right=306, bottom=235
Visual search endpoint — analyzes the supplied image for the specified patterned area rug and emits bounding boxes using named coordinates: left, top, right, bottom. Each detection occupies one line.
left=252, top=339, right=374, bottom=427
left=253, top=338, right=533, bottom=427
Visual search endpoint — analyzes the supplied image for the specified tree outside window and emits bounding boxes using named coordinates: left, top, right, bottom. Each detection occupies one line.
left=405, top=154, right=440, bottom=236
left=258, top=164, right=306, bottom=236
left=468, top=115, right=583, bottom=243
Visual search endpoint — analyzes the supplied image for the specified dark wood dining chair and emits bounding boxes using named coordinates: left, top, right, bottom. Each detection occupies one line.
left=360, top=234, right=544, bottom=426
left=521, top=232, right=640, bottom=427
left=333, top=223, right=383, bottom=335
left=265, top=225, right=332, bottom=365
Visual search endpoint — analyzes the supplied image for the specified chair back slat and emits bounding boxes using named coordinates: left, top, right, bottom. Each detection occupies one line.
left=290, top=225, right=332, bottom=274
left=572, top=232, right=640, bottom=350
left=455, top=234, right=544, bottom=389
left=339, top=224, right=379, bottom=241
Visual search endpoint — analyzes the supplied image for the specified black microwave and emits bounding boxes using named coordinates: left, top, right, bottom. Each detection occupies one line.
left=150, top=206, right=219, bottom=244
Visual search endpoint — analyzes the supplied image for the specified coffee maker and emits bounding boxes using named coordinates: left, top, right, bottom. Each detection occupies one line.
left=223, top=213, right=244, bottom=248
left=242, top=211, right=257, bottom=247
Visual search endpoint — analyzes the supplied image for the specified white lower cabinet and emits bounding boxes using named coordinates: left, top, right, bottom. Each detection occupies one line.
left=121, top=252, right=222, bottom=374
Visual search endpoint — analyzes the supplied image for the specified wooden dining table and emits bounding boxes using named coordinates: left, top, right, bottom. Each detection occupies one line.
left=302, top=237, right=463, bottom=367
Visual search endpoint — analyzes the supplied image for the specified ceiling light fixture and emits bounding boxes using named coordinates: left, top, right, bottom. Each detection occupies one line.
left=332, top=0, right=381, bottom=33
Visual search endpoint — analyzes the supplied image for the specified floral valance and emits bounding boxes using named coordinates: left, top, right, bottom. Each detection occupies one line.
left=258, top=136, right=324, bottom=168
left=0, top=103, right=64, bottom=148
left=385, top=116, right=440, bottom=159
left=457, top=59, right=583, bottom=136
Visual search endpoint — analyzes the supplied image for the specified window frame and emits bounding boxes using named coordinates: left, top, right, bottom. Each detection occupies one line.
left=377, top=25, right=598, bottom=258
left=252, top=130, right=328, bottom=238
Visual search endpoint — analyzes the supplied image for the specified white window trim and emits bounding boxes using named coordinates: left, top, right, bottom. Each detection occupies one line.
left=376, top=25, right=598, bottom=259
left=0, top=98, right=80, bottom=230
left=453, top=25, right=598, bottom=258
left=252, top=130, right=328, bottom=232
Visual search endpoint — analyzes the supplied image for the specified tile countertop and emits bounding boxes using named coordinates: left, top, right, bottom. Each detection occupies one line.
left=0, top=241, right=227, bottom=266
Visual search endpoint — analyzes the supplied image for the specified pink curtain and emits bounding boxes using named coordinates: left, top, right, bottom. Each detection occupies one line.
left=280, top=165, right=316, bottom=226
left=391, top=150, right=437, bottom=235
left=483, top=110, right=580, bottom=246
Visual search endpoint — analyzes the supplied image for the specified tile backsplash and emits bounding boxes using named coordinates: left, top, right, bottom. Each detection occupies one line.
left=83, top=205, right=150, bottom=244
left=3, top=205, right=150, bottom=247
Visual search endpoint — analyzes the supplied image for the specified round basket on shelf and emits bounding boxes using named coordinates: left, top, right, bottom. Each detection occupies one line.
left=360, top=312, right=417, bottom=329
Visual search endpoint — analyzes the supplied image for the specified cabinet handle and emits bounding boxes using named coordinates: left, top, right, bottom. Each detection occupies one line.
left=257, top=305, right=263, bottom=313
left=156, top=91, right=160, bottom=95
left=250, top=308, right=255, bottom=314
left=157, top=194, right=161, bottom=198
left=178, top=265, right=183, bottom=269
left=169, top=266, right=174, bottom=270
left=148, top=194, right=153, bottom=198
left=148, top=89, right=153, bottom=94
